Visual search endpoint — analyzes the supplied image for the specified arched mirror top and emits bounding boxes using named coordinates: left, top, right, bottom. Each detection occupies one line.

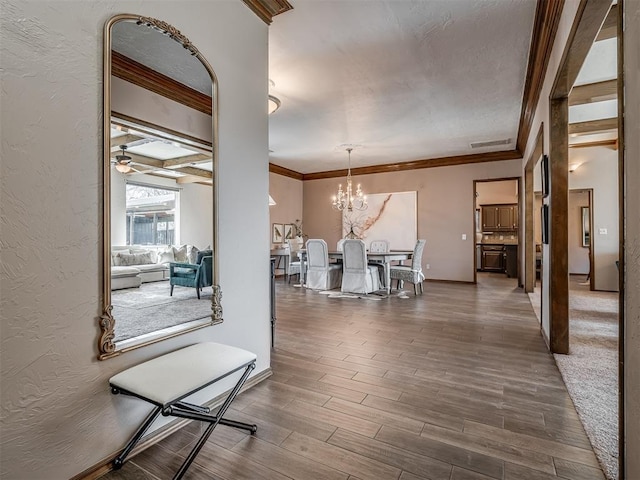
left=100, top=14, right=220, bottom=360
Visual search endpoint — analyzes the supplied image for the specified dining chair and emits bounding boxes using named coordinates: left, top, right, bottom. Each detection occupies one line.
left=341, top=239, right=380, bottom=294
left=285, top=239, right=302, bottom=283
left=389, top=239, right=426, bottom=295
left=336, top=239, right=346, bottom=251
left=369, top=240, right=390, bottom=253
left=305, top=239, right=342, bottom=290
left=367, top=239, right=389, bottom=287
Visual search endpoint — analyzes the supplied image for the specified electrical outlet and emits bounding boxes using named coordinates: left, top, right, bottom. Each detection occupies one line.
left=426, top=264, right=430, bottom=270
left=462, top=234, right=467, bottom=240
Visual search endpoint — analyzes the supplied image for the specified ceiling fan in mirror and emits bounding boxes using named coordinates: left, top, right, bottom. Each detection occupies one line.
left=112, top=145, right=142, bottom=174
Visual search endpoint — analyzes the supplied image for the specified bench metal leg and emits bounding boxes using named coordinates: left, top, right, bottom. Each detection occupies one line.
left=112, top=405, right=162, bottom=470
left=172, top=362, right=256, bottom=480
left=175, top=401, right=210, bottom=414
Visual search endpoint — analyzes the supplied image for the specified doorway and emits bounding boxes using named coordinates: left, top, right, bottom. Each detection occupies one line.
left=474, top=177, right=520, bottom=288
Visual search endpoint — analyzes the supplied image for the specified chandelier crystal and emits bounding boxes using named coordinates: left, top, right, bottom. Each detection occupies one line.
left=332, top=147, right=367, bottom=212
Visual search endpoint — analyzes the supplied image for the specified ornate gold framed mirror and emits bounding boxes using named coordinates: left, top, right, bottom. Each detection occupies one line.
left=99, top=14, right=221, bottom=360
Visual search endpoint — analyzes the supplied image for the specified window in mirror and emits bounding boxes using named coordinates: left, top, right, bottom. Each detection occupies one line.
left=126, top=183, right=178, bottom=246
left=100, top=15, right=220, bottom=360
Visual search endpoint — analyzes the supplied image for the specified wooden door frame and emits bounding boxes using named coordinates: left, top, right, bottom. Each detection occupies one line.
left=524, top=124, right=544, bottom=294
left=473, top=177, right=521, bottom=284
left=568, top=188, right=594, bottom=289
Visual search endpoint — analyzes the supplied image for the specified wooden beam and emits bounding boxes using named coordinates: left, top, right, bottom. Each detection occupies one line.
left=110, top=134, right=143, bottom=149
left=162, top=154, right=212, bottom=168
left=551, top=0, right=614, bottom=99
left=111, top=51, right=212, bottom=116
left=241, top=0, right=293, bottom=24
left=111, top=151, right=212, bottom=179
left=569, top=79, right=617, bottom=105
left=568, top=117, right=617, bottom=135
left=301, top=150, right=522, bottom=181
left=516, top=0, right=565, bottom=153
left=549, top=97, right=569, bottom=354
left=595, top=3, right=617, bottom=41
left=176, top=175, right=208, bottom=184
left=569, top=138, right=618, bottom=149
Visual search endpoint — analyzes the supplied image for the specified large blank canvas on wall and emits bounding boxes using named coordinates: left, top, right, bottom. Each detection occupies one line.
left=343, top=191, right=417, bottom=250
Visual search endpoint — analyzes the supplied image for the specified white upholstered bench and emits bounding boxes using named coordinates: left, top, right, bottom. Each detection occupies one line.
left=109, top=342, right=257, bottom=479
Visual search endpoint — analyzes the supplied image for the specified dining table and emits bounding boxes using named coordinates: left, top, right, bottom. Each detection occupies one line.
left=297, top=250, right=413, bottom=294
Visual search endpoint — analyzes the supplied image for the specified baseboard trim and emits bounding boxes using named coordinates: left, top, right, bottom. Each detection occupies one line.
left=425, top=278, right=475, bottom=285
left=72, top=367, right=272, bottom=480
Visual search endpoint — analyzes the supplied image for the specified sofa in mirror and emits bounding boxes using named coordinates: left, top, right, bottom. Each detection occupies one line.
left=100, top=14, right=221, bottom=360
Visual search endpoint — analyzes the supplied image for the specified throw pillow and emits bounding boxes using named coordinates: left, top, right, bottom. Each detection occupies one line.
left=131, top=247, right=158, bottom=263
left=112, top=249, right=130, bottom=266
left=116, top=252, right=153, bottom=266
left=173, top=245, right=189, bottom=263
left=156, top=248, right=175, bottom=265
left=187, top=245, right=200, bottom=264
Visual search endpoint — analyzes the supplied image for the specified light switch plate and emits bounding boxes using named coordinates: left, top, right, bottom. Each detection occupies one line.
left=599, top=228, right=608, bottom=235
left=462, top=234, right=467, bottom=240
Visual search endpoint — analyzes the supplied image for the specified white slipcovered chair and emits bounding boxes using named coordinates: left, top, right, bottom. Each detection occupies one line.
left=341, top=239, right=380, bottom=294
left=336, top=239, right=346, bottom=251
left=390, top=239, right=426, bottom=295
left=369, top=240, right=390, bottom=253
left=305, top=239, right=342, bottom=290
left=285, top=239, right=302, bottom=283
left=367, top=239, right=390, bottom=286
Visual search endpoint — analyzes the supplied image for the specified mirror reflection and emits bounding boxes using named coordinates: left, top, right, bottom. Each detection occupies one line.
left=100, top=15, right=220, bottom=359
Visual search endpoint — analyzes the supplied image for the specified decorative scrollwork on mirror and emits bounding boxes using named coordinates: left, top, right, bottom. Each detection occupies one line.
left=99, top=14, right=221, bottom=360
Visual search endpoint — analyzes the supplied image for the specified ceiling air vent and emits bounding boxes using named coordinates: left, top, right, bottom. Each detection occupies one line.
left=470, top=138, right=512, bottom=149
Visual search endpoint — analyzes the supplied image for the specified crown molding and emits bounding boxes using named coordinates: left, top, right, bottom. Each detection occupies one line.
left=241, top=0, right=293, bottom=24
left=111, top=51, right=212, bottom=115
left=300, top=150, right=522, bottom=181
left=516, top=0, right=565, bottom=154
left=269, top=163, right=304, bottom=180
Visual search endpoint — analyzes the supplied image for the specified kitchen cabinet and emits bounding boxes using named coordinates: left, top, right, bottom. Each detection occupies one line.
left=481, top=245, right=504, bottom=272
left=505, top=244, right=518, bottom=278
left=481, top=204, right=518, bottom=232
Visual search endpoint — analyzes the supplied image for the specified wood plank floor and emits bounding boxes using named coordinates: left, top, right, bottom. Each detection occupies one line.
left=101, top=275, right=604, bottom=480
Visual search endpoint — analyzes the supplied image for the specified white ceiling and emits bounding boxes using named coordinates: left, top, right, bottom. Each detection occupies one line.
left=268, top=0, right=537, bottom=174
left=111, top=4, right=616, bottom=176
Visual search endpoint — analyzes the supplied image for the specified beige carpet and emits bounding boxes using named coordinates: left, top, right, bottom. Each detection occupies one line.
left=528, top=277, right=619, bottom=480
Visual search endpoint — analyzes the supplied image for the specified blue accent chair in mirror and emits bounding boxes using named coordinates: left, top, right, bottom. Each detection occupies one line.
left=169, top=250, right=213, bottom=299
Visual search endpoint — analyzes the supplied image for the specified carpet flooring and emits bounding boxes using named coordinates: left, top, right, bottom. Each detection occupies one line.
left=528, top=277, right=619, bottom=480
left=111, top=281, right=213, bottom=342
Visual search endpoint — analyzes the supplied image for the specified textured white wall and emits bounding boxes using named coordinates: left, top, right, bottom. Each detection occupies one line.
left=475, top=179, right=519, bottom=206
left=269, top=172, right=304, bottom=246
left=180, top=182, right=214, bottom=249
left=112, top=77, right=213, bottom=142
left=567, top=190, right=590, bottom=275
left=303, top=159, right=522, bottom=283
left=568, top=148, right=619, bottom=291
left=0, top=1, right=269, bottom=479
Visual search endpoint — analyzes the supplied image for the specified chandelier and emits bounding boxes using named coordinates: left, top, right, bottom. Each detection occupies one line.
left=332, top=147, right=367, bottom=212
